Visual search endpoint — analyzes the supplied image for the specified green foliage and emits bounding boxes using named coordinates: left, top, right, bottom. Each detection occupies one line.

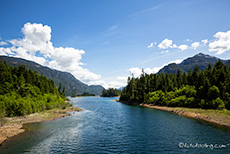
left=0, top=61, right=68, bottom=117
left=101, top=88, right=121, bottom=97
left=208, top=85, right=220, bottom=100
left=76, top=92, right=95, bottom=97
left=0, top=56, right=104, bottom=95
left=120, top=60, right=230, bottom=110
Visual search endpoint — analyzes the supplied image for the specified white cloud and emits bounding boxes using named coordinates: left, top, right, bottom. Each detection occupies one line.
left=148, top=42, right=157, bottom=48
left=178, top=44, right=188, bottom=51
left=108, top=81, right=125, bottom=89
left=184, top=39, right=192, bottom=42
left=0, top=22, right=102, bottom=85
left=191, top=42, right=200, bottom=49
left=89, top=76, right=128, bottom=89
left=161, top=50, right=169, bottom=54
left=172, top=44, right=177, bottom=48
left=209, top=30, right=230, bottom=55
left=128, top=67, right=143, bottom=77
left=128, top=59, right=183, bottom=77
left=0, top=41, right=8, bottom=46
left=158, top=38, right=173, bottom=49
left=117, top=76, right=127, bottom=82
left=0, top=47, right=13, bottom=55
left=201, top=39, right=208, bottom=44
left=152, top=59, right=183, bottom=73
left=147, top=42, right=154, bottom=48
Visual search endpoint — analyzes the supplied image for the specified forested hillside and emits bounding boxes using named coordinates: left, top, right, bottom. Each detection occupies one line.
left=0, top=61, right=69, bottom=117
left=0, top=56, right=104, bottom=95
left=120, top=60, right=230, bottom=110
left=158, top=53, right=227, bottom=74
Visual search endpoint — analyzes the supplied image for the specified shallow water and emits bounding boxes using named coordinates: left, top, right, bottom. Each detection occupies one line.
left=0, top=97, right=230, bottom=153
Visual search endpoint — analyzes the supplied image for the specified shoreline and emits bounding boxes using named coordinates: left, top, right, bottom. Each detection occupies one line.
left=139, top=103, right=230, bottom=128
left=117, top=100, right=230, bottom=128
left=0, top=106, right=82, bottom=145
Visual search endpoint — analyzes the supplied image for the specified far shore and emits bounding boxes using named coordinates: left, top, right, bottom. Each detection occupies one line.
left=0, top=106, right=82, bottom=145
left=118, top=100, right=230, bottom=128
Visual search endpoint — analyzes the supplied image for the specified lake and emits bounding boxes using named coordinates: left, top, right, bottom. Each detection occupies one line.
left=0, top=97, right=230, bottom=153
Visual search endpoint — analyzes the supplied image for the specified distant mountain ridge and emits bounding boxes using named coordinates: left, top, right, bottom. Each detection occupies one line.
left=0, top=56, right=104, bottom=95
left=158, top=53, right=229, bottom=74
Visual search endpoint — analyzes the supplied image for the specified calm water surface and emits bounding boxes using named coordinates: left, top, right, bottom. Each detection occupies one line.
left=0, top=97, right=230, bottom=154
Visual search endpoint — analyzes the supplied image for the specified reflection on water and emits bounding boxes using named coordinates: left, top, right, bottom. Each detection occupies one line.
left=0, top=97, right=230, bottom=154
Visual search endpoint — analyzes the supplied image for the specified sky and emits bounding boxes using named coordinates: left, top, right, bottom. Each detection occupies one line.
left=1, top=0, right=230, bottom=89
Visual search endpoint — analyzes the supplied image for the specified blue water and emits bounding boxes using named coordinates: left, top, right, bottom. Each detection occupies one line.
left=0, top=97, right=230, bottom=153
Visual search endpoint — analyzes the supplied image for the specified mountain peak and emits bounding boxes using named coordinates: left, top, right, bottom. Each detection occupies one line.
left=158, top=53, right=227, bottom=74
left=195, top=53, right=215, bottom=59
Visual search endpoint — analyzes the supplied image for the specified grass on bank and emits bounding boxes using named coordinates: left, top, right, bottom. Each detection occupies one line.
left=171, top=107, right=230, bottom=124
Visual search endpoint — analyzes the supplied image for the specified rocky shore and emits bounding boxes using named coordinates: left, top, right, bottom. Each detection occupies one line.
left=0, top=106, right=82, bottom=145
left=140, top=104, right=230, bottom=128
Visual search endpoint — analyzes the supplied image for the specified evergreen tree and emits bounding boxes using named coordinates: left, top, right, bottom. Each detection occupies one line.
left=120, top=61, right=230, bottom=110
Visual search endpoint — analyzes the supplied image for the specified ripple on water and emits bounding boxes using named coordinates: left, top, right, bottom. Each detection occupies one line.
left=1, top=97, right=230, bottom=154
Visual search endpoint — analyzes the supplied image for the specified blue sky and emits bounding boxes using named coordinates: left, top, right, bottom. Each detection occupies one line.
left=1, top=0, right=230, bottom=88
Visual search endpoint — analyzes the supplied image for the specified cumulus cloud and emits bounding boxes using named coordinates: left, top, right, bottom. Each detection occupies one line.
left=209, top=30, right=230, bottom=55
left=178, top=44, right=188, bottom=51
left=157, top=39, right=178, bottom=50
left=172, top=44, right=177, bottom=48
left=0, top=22, right=101, bottom=84
left=88, top=76, right=128, bottom=89
left=128, top=67, right=143, bottom=77
left=0, top=47, right=13, bottom=55
left=129, top=67, right=159, bottom=78
left=147, top=42, right=154, bottom=48
left=117, top=76, right=127, bottom=82
left=147, top=42, right=157, bottom=48
left=0, top=41, right=8, bottom=46
left=128, top=59, right=183, bottom=77
left=158, top=39, right=171, bottom=49
left=158, top=38, right=173, bottom=49
left=201, top=39, right=208, bottom=44
left=191, top=42, right=200, bottom=49
left=108, top=81, right=126, bottom=89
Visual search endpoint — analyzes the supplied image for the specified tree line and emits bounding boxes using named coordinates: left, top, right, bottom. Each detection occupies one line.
left=101, top=88, right=121, bottom=97
left=120, top=61, right=230, bottom=110
left=0, top=61, right=70, bottom=119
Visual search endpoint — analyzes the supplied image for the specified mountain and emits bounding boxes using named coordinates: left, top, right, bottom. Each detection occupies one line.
left=159, top=63, right=184, bottom=74
left=0, top=56, right=104, bottom=95
left=118, top=86, right=125, bottom=91
left=158, top=53, right=228, bottom=74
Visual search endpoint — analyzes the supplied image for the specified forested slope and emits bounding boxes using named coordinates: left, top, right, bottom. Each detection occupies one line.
left=0, top=56, right=104, bottom=95
left=0, top=61, right=69, bottom=118
left=120, top=61, right=230, bottom=110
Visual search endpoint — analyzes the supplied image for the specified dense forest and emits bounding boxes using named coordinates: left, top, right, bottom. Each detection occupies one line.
left=0, top=61, right=70, bottom=118
left=0, top=56, right=104, bottom=96
left=101, top=88, right=121, bottom=97
left=120, top=61, right=230, bottom=110
left=71, top=92, right=95, bottom=97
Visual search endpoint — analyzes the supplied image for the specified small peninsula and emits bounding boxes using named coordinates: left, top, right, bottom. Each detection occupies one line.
left=101, top=88, right=121, bottom=97
left=119, top=60, right=230, bottom=127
